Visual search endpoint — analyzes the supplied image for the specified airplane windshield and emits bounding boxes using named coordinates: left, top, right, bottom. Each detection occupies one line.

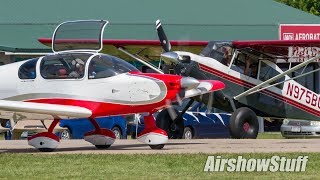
left=200, top=41, right=233, bottom=64
left=88, top=54, right=139, bottom=79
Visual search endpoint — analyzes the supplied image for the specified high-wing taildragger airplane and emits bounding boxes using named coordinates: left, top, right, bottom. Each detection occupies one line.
left=153, top=20, right=320, bottom=139
left=0, top=20, right=225, bottom=152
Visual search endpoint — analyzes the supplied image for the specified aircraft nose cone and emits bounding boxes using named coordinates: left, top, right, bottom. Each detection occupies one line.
left=161, top=52, right=180, bottom=64
left=180, top=77, right=200, bottom=90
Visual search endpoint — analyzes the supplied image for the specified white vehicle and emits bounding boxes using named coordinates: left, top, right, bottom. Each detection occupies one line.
left=281, top=119, right=320, bottom=138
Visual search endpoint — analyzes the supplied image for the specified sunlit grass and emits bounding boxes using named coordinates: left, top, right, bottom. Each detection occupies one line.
left=0, top=153, right=319, bottom=179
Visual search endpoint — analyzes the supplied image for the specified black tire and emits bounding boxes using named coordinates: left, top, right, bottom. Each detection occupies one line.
left=156, top=109, right=184, bottom=139
left=149, top=144, right=165, bottom=149
left=38, top=148, right=55, bottom=152
left=95, top=145, right=111, bottom=149
left=60, top=128, right=72, bottom=140
left=111, top=126, right=122, bottom=139
left=229, top=107, right=259, bottom=139
left=182, top=127, right=193, bottom=139
left=131, top=133, right=137, bottom=139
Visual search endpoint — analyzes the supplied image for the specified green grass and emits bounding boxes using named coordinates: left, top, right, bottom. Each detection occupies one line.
left=0, top=153, right=319, bottom=179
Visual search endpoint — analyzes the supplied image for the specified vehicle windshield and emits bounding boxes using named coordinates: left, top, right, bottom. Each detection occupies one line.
left=88, top=54, right=139, bottom=79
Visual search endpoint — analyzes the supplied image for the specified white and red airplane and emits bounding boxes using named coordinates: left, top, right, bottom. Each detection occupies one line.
left=0, top=20, right=225, bottom=152
left=40, top=20, right=319, bottom=140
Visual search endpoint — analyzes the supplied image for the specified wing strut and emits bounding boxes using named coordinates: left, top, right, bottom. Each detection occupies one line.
left=234, top=54, right=320, bottom=100
left=118, top=47, right=164, bottom=74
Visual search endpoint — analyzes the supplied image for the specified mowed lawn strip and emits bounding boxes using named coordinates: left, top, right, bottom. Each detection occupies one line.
left=0, top=153, right=319, bottom=179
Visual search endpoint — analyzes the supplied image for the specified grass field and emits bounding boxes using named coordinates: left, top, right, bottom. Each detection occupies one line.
left=0, top=153, right=319, bottom=179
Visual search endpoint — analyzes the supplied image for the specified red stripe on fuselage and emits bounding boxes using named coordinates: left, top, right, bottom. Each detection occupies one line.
left=199, top=64, right=320, bottom=117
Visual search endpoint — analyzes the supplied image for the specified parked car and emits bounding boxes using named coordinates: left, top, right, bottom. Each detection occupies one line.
left=3, top=120, right=68, bottom=140
left=59, top=116, right=127, bottom=139
left=130, top=101, right=231, bottom=139
left=281, top=119, right=320, bottom=138
left=3, top=116, right=127, bottom=140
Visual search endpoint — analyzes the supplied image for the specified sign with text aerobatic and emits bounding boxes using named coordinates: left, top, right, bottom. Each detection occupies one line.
left=279, top=24, right=320, bottom=40
left=279, top=24, right=320, bottom=62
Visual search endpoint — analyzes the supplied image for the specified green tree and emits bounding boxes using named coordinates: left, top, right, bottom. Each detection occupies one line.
left=276, top=0, right=320, bottom=16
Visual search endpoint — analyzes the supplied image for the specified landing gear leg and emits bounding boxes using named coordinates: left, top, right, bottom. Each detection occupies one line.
left=137, top=114, right=168, bottom=149
left=84, top=118, right=116, bottom=149
left=28, top=118, right=60, bottom=152
left=156, top=99, right=194, bottom=139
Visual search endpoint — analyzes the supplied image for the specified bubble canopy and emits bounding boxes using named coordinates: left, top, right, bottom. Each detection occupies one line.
left=52, top=20, right=108, bottom=53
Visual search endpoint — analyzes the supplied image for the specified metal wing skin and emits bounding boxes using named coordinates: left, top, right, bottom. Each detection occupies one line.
left=0, top=100, right=92, bottom=119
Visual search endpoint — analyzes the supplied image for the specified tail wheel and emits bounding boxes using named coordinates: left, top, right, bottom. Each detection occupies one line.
left=229, top=107, right=259, bottom=139
left=156, top=109, right=184, bottom=139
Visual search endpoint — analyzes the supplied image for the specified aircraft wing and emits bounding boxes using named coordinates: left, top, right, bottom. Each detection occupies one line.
left=38, top=38, right=208, bottom=58
left=0, top=100, right=92, bottom=119
left=232, top=40, right=320, bottom=62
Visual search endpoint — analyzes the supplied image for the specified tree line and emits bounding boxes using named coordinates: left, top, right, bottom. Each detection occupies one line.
left=277, top=0, right=320, bottom=16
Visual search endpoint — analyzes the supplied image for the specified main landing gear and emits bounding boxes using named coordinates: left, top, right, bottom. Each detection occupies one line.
left=84, top=118, right=116, bottom=149
left=28, top=119, right=60, bottom=152
left=229, top=107, right=259, bottom=139
left=28, top=115, right=167, bottom=151
left=28, top=117, right=116, bottom=152
left=137, top=114, right=168, bottom=149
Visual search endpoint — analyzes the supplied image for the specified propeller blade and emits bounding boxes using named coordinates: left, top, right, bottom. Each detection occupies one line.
left=166, top=100, right=178, bottom=120
left=206, top=92, right=214, bottom=113
left=176, top=94, right=183, bottom=106
left=156, top=19, right=171, bottom=52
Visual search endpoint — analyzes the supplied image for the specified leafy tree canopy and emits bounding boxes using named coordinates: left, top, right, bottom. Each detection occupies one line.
left=276, top=0, right=320, bottom=16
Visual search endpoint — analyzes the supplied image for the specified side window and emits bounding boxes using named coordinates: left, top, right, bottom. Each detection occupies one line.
left=259, top=62, right=284, bottom=89
left=18, top=58, right=38, bottom=79
left=88, top=56, right=116, bottom=79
